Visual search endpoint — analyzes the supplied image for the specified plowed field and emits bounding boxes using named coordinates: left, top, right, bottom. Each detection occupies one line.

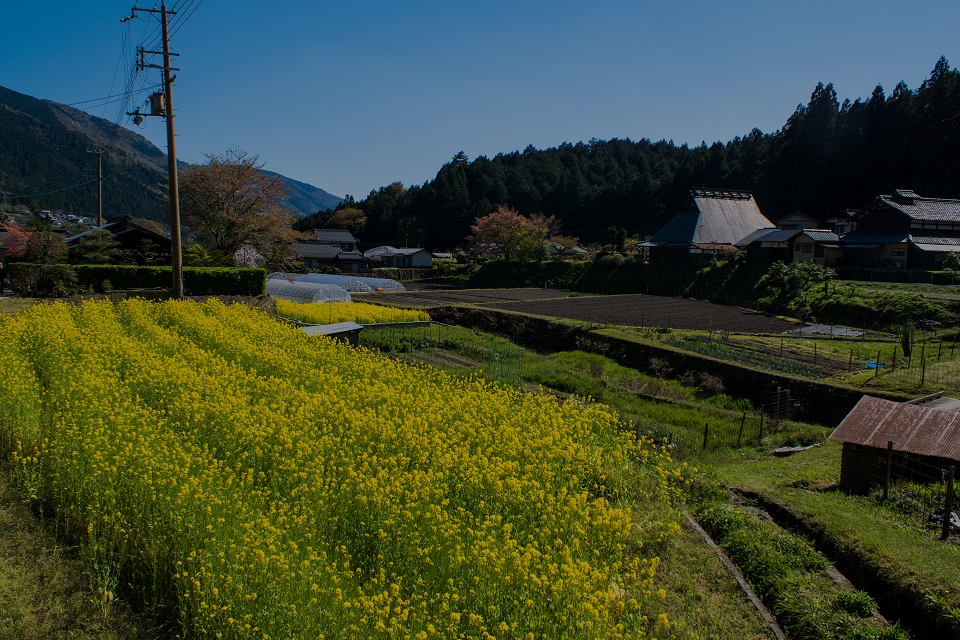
left=356, top=288, right=799, bottom=334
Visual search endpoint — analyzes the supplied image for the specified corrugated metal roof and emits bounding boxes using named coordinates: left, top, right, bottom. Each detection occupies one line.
left=914, top=243, right=959, bottom=253
left=841, top=231, right=910, bottom=244
left=734, top=227, right=779, bottom=247
left=829, top=396, right=960, bottom=462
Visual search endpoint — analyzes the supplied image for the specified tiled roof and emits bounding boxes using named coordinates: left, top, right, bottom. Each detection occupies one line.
left=296, top=243, right=340, bottom=259
left=910, top=235, right=960, bottom=246
left=314, top=229, right=358, bottom=243
left=876, top=190, right=960, bottom=223
left=801, top=229, right=840, bottom=243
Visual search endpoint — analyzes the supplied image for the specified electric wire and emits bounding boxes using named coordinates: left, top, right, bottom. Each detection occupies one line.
left=3, top=180, right=99, bottom=200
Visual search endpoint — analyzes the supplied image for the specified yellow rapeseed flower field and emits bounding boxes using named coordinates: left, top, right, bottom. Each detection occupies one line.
left=276, top=299, right=429, bottom=325
left=0, top=299, right=683, bottom=639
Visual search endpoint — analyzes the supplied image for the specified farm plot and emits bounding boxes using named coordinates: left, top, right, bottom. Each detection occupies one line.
left=493, top=294, right=799, bottom=334
left=353, top=287, right=597, bottom=309
left=358, top=288, right=799, bottom=334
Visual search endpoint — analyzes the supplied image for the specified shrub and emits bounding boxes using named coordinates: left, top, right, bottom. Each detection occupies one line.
left=9, top=263, right=78, bottom=297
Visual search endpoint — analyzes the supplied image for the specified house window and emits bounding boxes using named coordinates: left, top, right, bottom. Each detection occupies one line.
left=794, top=244, right=801, bottom=252
left=801, top=245, right=813, bottom=253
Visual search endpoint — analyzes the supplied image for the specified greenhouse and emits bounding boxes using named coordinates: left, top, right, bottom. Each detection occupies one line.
left=268, top=273, right=407, bottom=293
left=265, top=279, right=353, bottom=304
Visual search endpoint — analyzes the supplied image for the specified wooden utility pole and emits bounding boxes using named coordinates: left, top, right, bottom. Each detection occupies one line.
left=124, top=3, right=183, bottom=298
left=86, top=148, right=103, bottom=226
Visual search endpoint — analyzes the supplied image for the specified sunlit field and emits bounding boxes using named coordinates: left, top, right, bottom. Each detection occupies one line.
left=275, top=299, right=429, bottom=325
left=0, top=299, right=684, bottom=638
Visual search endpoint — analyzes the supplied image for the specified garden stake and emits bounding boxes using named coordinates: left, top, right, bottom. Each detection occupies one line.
left=942, top=466, right=955, bottom=541
left=883, top=441, right=893, bottom=501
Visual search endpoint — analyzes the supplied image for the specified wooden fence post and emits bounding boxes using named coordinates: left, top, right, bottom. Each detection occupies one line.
left=942, top=466, right=955, bottom=541
left=875, top=349, right=881, bottom=378
left=759, top=410, right=764, bottom=442
left=848, top=349, right=853, bottom=372
left=883, top=441, right=893, bottom=501
left=702, top=423, right=709, bottom=451
left=921, top=355, right=927, bottom=387
left=737, top=411, right=746, bottom=447
left=892, top=345, right=898, bottom=372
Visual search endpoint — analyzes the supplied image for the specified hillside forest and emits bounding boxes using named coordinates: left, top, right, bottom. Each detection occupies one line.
left=298, top=57, right=960, bottom=249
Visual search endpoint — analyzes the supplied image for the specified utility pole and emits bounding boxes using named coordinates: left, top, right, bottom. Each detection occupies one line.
left=86, top=149, right=103, bottom=227
left=124, top=2, right=183, bottom=298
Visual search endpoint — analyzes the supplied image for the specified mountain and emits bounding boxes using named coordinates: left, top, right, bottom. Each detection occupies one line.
left=0, top=85, right=340, bottom=222
left=261, top=171, right=342, bottom=216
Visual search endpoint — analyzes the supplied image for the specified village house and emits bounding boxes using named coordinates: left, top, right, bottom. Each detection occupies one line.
left=841, top=189, right=960, bottom=269
left=296, top=229, right=370, bottom=273
left=364, top=246, right=433, bottom=268
left=64, top=215, right=171, bottom=259
left=644, top=188, right=775, bottom=263
left=738, top=228, right=842, bottom=266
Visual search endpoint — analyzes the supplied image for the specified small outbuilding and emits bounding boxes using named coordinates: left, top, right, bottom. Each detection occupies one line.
left=829, top=396, right=960, bottom=494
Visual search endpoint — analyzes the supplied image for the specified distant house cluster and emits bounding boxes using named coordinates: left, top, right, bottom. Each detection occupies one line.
left=644, top=188, right=960, bottom=269
left=294, top=229, right=440, bottom=273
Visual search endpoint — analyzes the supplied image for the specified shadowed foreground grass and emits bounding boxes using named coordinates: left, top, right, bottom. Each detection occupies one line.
left=0, top=465, right=155, bottom=640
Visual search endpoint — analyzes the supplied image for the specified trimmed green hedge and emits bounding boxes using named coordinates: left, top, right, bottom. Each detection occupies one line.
left=74, top=265, right=266, bottom=296
left=10, top=264, right=266, bottom=297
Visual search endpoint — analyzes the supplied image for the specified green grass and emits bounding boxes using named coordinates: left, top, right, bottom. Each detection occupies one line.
left=711, top=442, right=960, bottom=634
left=0, top=464, right=159, bottom=639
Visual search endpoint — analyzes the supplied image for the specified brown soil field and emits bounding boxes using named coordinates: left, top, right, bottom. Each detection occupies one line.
left=358, top=288, right=799, bottom=334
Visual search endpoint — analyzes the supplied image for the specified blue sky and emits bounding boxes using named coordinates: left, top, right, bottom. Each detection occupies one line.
left=3, top=1, right=960, bottom=200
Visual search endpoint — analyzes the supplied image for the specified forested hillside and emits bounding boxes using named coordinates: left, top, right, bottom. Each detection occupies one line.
left=345, top=57, right=960, bottom=248
left=0, top=85, right=168, bottom=220
left=0, top=85, right=340, bottom=222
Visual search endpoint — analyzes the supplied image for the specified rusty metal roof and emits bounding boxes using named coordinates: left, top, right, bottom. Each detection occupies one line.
left=829, top=396, right=960, bottom=462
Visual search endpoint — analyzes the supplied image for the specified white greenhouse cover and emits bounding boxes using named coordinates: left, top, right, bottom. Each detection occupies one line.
left=268, top=272, right=407, bottom=293
left=266, top=279, right=352, bottom=304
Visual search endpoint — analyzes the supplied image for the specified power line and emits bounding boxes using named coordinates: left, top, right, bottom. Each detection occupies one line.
left=2, top=179, right=99, bottom=200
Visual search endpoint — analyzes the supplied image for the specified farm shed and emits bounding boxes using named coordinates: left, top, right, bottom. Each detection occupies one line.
left=829, top=396, right=960, bottom=494
left=266, top=279, right=352, bottom=304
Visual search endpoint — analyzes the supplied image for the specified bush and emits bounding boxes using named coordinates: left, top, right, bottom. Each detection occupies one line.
left=9, top=263, right=78, bottom=297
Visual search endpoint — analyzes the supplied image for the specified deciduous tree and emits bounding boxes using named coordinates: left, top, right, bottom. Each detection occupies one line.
left=179, top=149, right=301, bottom=270
left=469, top=205, right=550, bottom=261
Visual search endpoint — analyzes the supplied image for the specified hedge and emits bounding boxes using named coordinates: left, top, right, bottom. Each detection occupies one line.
left=11, top=264, right=266, bottom=297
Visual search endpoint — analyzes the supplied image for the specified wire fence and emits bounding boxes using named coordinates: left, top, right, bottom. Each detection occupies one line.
left=634, top=387, right=796, bottom=460
left=857, top=447, right=960, bottom=540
